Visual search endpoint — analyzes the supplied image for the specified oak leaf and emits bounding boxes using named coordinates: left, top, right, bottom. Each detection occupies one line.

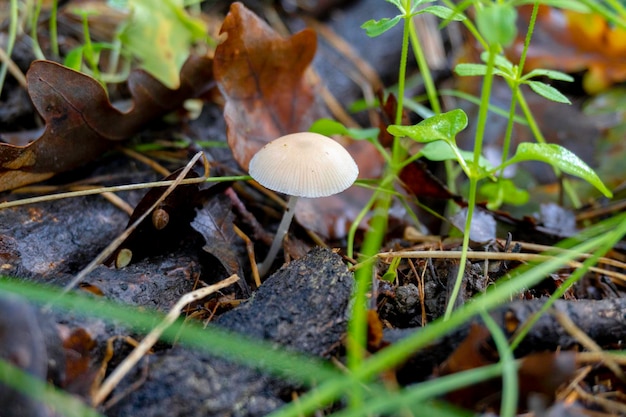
left=213, top=2, right=325, bottom=170
left=0, top=55, right=213, bottom=192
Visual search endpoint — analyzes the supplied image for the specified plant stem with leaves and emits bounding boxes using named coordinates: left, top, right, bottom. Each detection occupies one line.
left=347, top=0, right=413, bottom=377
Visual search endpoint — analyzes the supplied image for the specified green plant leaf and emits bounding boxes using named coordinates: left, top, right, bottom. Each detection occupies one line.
left=117, top=0, right=207, bottom=89
left=454, top=63, right=508, bottom=79
left=309, top=118, right=379, bottom=141
left=361, top=16, right=402, bottom=37
left=418, top=5, right=466, bottom=21
left=524, top=68, right=574, bottom=82
left=509, top=143, right=613, bottom=197
left=475, top=3, right=518, bottom=47
left=63, top=42, right=118, bottom=71
left=64, top=47, right=84, bottom=70
left=527, top=80, right=571, bottom=104
left=421, top=141, right=492, bottom=170
left=481, top=51, right=515, bottom=72
left=454, top=63, right=489, bottom=77
left=385, top=0, right=405, bottom=10
left=387, top=109, right=468, bottom=143
left=479, top=179, right=529, bottom=208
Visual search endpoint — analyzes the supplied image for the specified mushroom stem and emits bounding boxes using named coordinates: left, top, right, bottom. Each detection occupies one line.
left=257, top=195, right=299, bottom=277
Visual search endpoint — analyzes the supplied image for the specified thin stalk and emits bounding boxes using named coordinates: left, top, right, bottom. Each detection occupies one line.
left=515, top=89, right=581, bottom=208
left=441, top=0, right=488, bottom=50
left=481, top=311, right=517, bottom=417
left=444, top=47, right=497, bottom=320
left=497, top=92, right=518, bottom=172
left=50, top=0, right=59, bottom=57
left=472, top=49, right=496, bottom=168
left=346, top=189, right=380, bottom=259
left=407, top=7, right=463, bottom=205
left=500, top=0, right=541, bottom=170
left=515, top=85, right=545, bottom=144
left=444, top=177, right=477, bottom=320
left=494, top=1, right=539, bottom=206
left=347, top=0, right=413, bottom=375
left=80, top=12, right=101, bottom=82
left=257, top=195, right=298, bottom=277
left=408, top=16, right=441, bottom=114
left=30, top=0, right=45, bottom=59
left=0, top=0, right=19, bottom=93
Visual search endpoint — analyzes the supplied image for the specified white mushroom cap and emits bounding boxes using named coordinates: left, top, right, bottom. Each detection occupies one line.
left=249, top=132, right=359, bottom=198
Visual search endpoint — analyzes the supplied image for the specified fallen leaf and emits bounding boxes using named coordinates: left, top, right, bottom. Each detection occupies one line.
left=214, top=3, right=387, bottom=240
left=191, top=192, right=242, bottom=279
left=438, top=324, right=494, bottom=377
left=440, top=324, right=577, bottom=412
left=450, top=207, right=496, bottom=244
left=399, top=160, right=461, bottom=201
left=213, top=2, right=325, bottom=170
left=0, top=55, right=213, bottom=192
left=62, top=328, right=97, bottom=394
left=367, top=309, right=386, bottom=351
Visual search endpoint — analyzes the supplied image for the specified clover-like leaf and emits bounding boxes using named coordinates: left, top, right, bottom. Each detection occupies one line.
left=388, top=109, right=468, bottom=143
left=527, top=81, right=571, bottom=104
left=361, top=16, right=402, bottom=37
left=509, top=143, right=612, bottom=197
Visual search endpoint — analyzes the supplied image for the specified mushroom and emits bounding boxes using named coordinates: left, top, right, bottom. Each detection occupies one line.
left=249, top=132, right=359, bottom=276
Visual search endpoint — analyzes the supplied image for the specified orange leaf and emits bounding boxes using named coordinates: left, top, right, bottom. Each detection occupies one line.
left=509, top=6, right=626, bottom=93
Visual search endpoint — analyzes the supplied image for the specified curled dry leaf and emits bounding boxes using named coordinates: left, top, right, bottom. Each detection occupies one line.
left=440, top=324, right=577, bottom=412
left=191, top=192, right=247, bottom=294
left=213, top=2, right=325, bottom=170
left=0, top=55, right=213, bottom=192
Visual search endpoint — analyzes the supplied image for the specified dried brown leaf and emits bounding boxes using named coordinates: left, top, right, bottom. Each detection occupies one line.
left=0, top=55, right=213, bottom=192
left=213, top=2, right=325, bottom=170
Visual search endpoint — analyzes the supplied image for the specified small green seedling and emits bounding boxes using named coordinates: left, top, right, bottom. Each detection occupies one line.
left=455, top=52, right=575, bottom=105
left=381, top=256, right=402, bottom=283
